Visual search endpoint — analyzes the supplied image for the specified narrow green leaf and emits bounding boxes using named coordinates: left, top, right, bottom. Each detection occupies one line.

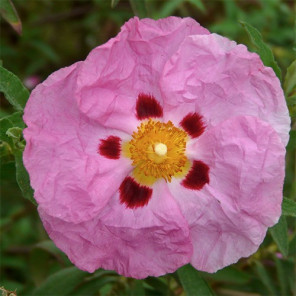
left=202, top=266, right=251, bottom=284
left=177, top=264, right=214, bottom=296
left=288, top=234, right=296, bottom=256
left=286, top=130, right=296, bottom=151
left=274, top=256, right=288, bottom=296
left=269, top=215, right=289, bottom=257
left=111, top=0, right=120, bottom=8
left=30, top=40, right=60, bottom=64
left=6, top=126, right=22, bottom=140
left=0, top=66, right=30, bottom=110
left=0, top=141, right=14, bottom=163
left=130, top=280, right=145, bottom=296
left=31, top=267, right=88, bottom=296
left=0, top=113, right=22, bottom=163
left=65, top=270, right=117, bottom=296
left=240, top=21, right=282, bottom=80
left=154, top=0, right=183, bottom=19
left=284, top=59, right=296, bottom=96
left=286, top=95, right=296, bottom=107
left=282, top=197, right=296, bottom=217
left=6, top=127, right=25, bottom=149
left=282, top=260, right=296, bottom=295
left=30, top=248, right=55, bottom=286
left=14, top=149, right=36, bottom=204
left=72, top=278, right=117, bottom=296
left=34, top=240, right=69, bottom=265
left=0, top=112, right=35, bottom=204
left=254, top=261, right=278, bottom=295
left=186, top=0, right=206, bottom=13
left=0, top=0, right=22, bottom=34
left=129, top=0, right=147, bottom=18
left=145, top=277, right=170, bottom=295
left=0, top=112, right=24, bottom=145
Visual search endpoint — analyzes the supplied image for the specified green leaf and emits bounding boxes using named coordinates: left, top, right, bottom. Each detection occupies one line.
left=129, top=0, right=147, bottom=18
left=288, top=234, right=296, bottom=256
left=30, top=40, right=60, bottom=64
left=186, top=0, right=206, bottom=13
left=282, top=197, right=296, bottom=217
left=30, top=248, right=55, bottom=286
left=14, top=149, right=36, bottom=204
left=6, top=127, right=25, bottom=149
left=0, top=0, right=22, bottom=34
left=269, top=215, right=289, bottom=257
left=0, top=141, right=14, bottom=163
left=287, top=95, right=296, bottom=107
left=6, top=126, right=22, bottom=140
left=202, top=266, right=251, bottom=284
left=0, top=113, right=35, bottom=204
left=130, top=280, right=145, bottom=296
left=154, top=0, right=183, bottom=19
left=33, top=240, right=69, bottom=266
left=71, top=270, right=117, bottom=296
left=287, top=130, right=296, bottom=152
left=31, top=267, right=88, bottom=296
left=177, top=264, right=214, bottom=296
left=145, top=277, right=171, bottom=295
left=274, top=256, right=288, bottom=296
left=0, top=65, right=30, bottom=111
left=0, top=112, right=24, bottom=145
left=240, top=21, right=282, bottom=80
left=72, top=278, right=117, bottom=296
left=284, top=59, right=296, bottom=96
left=254, top=261, right=277, bottom=295
left=111, top=0, right=120, bottom=8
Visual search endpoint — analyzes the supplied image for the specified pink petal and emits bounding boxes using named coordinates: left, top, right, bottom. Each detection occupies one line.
left=39, top=181, right=192, bottom=278
left=23, top=63, right=132, bottom=223
left=75, top=17, right=209, bottom=133
left=169, top=116, right=285, bottom=272
left=161, top=33, right=290, bottom=146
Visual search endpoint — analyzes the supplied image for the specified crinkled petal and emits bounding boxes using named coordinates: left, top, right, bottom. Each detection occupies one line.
left=161, top=33, right=290, bottom=146
left=168, top=116, right=285, bottom=272
left=23, top=63, right=132, bottom=223
left=76, top=17, right=209, bottom=133
left=39, top=181, right=192, bottom=278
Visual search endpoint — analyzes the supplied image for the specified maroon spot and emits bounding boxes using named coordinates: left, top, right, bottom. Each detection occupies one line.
left=182, top=160, right=209, bottom=190
left=180, top=113, right=205, bottom=138
left=98, top=136, right=121, bottom=159
left=119, top=177, right=153, bottom=209
left=136, top=93, right=163, bottom=120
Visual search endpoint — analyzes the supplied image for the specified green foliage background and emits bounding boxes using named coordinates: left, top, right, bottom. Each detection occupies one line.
left=0, top=0, right=295, bottom=295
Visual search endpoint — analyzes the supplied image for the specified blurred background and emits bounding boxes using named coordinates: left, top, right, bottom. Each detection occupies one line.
left=0, top=0, right=295, bottom=295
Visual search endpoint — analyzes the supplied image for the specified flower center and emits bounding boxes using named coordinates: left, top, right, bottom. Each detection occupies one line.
left=154, top=143, right=167, bottom=156
left=124, top=119, right=189, bottom=184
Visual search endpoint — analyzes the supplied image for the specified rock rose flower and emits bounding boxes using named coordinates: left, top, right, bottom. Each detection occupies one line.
left=23, top=17, right=290, bottom=279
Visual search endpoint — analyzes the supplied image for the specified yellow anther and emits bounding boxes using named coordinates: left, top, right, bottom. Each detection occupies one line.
left=123, top=119, right=189, bottom=185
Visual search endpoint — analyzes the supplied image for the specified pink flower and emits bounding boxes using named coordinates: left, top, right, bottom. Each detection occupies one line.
left=23, top=17, right=290, bottom=279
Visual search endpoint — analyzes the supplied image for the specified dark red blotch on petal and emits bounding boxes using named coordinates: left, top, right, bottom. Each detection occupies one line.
left=136, top=93, right=163, bottom=120
left=98, top=136, right=121, bottom=159
left=119, top=177, right=153, bottom=209
left=182, top=160, right=209, bottom=190
left=180, top=113, right=205, bottom=138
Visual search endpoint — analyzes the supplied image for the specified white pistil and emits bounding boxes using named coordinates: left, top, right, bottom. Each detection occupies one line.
left=154, top=143, right=167, bottom=156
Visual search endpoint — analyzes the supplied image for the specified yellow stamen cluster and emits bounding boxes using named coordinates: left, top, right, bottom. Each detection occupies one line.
left=125, top=119, right=188, bottom=184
